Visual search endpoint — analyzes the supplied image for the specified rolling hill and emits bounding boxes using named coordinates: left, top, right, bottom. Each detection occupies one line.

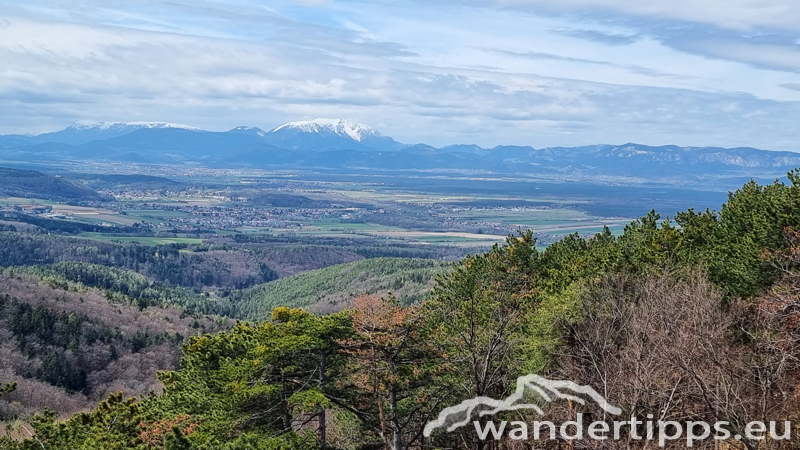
left=0, top=167, right=107, bottom=202
left=232, top=257, right=449, bottom=320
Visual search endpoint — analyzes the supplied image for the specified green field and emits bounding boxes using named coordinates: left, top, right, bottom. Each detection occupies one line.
left=334, top=188, right=589, bottom=206
left=123, top=209, right=192, bottom=218
left=78, top=233, right=205, bottom=245
left=304, top=219, right=407, bottom=232
left=0, top=197, right=58, bottom=205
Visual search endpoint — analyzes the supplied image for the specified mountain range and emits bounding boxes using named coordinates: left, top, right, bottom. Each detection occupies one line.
left=1, top=119, right=799, bottom=181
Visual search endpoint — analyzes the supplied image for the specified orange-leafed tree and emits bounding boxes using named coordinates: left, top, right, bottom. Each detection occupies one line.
left=334, top=295, right=451, bottom=450
left=139, top=413, right=201, bottom=448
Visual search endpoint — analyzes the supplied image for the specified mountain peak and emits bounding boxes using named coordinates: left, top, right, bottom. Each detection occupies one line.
left=229, top=126, right=267, bottom=137
left=271, top=119, right=382, bottom=142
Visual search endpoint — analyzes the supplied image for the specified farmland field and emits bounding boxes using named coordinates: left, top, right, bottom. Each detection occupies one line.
left=77, top=233, right=205, bottom=245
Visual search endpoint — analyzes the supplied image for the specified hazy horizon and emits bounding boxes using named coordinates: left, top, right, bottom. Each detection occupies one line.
left=6, top=118, right=800, bottom=153
left=1, top=0, right=800, bottom=151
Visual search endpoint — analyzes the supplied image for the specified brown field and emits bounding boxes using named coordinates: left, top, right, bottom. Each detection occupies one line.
left=368, top=231, right=505, bottom=240
left=48, top=205, right=139, bottom=225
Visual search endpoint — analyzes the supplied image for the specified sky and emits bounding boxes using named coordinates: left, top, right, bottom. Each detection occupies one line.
left=1, top=0, right=800, bottom=150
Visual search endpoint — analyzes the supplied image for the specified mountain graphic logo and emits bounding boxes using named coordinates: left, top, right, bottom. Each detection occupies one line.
left=423, top=374, right=622, bottom=437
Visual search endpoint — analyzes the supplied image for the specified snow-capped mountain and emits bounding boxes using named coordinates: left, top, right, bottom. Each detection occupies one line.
left=28, top=121, right=204, bottom=146
left=271, top=119, right=381, bottom=142
left=263, top=119, right=405, bottom=151
left=2, top=119, right=799, bottom=184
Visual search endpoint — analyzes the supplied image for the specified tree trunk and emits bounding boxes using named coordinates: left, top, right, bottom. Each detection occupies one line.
left=283, top=374, right=292, bottom=431
left=391, top=388, right=402, bottom=450
left=319, top=349, right=328, bottom=450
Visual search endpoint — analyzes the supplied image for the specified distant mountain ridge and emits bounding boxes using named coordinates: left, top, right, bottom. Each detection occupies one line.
left=4, top=121, right=204, bottom=146
left=1, top=119, right=799, bottom=181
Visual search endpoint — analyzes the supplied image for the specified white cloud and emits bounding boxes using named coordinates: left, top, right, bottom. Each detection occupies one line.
left=482, top=0, right=800, bottom=32
left=289, top=0, right=333, bottom=5
left=0, top=1, right=799, bottom=151
left=674, top=39, right=800, bottom=72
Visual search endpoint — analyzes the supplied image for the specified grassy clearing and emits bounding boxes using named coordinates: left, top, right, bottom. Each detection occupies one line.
left=74, top=215, right=140, bottom=225
left=123, top=209, right=192, bottom=218
left=307, top=220, right=407, bottom=232
left=0, top=197, right=58, bottom=205
left=336, top=189, right=587, bottom=206
left=78, top=233, right=204, bottom=245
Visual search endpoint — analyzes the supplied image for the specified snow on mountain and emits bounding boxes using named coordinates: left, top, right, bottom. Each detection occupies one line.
left=265, top=118, right=405, bottom=151
left=70, top=121, right=203, bottom=132
left=229, top=126, right=268, bottom=137
left=29, top=121, right=204, bottom=145
left=4, top=119, right=799, bottom=179
left=271, top=119, right=383, bottom=142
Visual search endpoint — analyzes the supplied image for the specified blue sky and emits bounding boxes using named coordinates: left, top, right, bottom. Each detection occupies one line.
left=1, top=0, right=800, bottom=150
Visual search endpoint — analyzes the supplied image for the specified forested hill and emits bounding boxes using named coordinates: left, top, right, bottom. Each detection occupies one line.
left=0, top=232, right=464, bottom=291
left=17, top=262, right=230, bottom=315
left=0, top=241, right=453, bottom=430
left=4, top=173, right=800, bottom=449
left=232, top=257, right=447, bottom=320
left=0, top=167, right=107, bottom=202
left=0, top=268, right=230, bottom=423
left=0, top=234, right=280, bottom=291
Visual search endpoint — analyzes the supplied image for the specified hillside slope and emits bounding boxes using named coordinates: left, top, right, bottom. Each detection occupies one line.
left=233, top=257, right=449, bottom=320
left=0, top=269, right=230, bottom=423
left=0, top=233, right=279, bottom=291
left=17, top=262, right=231, bottom=315
left=0, top=167, right=106, bottom=202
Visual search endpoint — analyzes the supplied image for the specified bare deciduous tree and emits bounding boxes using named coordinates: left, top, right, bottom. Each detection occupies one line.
left=549, top=270, right=799, bottom=450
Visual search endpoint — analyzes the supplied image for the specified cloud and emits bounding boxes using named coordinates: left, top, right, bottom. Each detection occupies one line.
left=464, top=0, right=800, bottom=73
left=611, top=21, right=800, bottom=73
left=674, top=39, right=800, bottom=72
left=557, top=28, right=640, bottom=46
left=481, top=0, right=800, bottom=32
left=486, top=48, right=693, bottom=80
left=290, top=0, right=333, bottom=5
left=0, top=0, right=799, bottom=152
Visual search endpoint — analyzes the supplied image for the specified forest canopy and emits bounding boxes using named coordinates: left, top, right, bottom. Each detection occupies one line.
left=3, top=172, right=800, bottom=449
